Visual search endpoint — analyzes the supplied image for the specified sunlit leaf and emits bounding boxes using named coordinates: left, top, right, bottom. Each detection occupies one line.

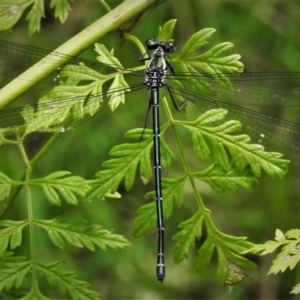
left=158, top=19, right=177, bottom=41
left=26, top=0, right=44, bottom=34
left=177, top=28, right=216, bottom=59
left=50, top=0, right=72, bottom=23
left=31, top=171, right=90, bottom=206
left=291, top=283, right=300, bottom=295
left=180, top=109, right=288, bottom=178
left=0, top=1, right=31, bottom=31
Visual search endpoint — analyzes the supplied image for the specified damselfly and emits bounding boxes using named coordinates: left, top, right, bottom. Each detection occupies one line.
left=1, top=38, right=300, bottom=281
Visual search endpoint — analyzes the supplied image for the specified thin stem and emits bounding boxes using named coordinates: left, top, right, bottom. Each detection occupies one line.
left=17, top=137, right=38, bottom=289
left=98, top=0, right=112, bottom=12
left=162, top=97, right=209, bottom=214
left=30, top=133, right=63, bottom=168
left=124, top=33, right=147, bottom=56
left=162, top=97, right=230, bottom=236
left=26, top=183, right=39, bottom=289
left=0, top=132, right=63, bottom=219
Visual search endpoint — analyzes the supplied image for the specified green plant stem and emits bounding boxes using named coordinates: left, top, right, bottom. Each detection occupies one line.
left=162, top=97, right=210, bottom=213
left=99, top=0, right=112, bottom=12
left=29, top=133, right=63, bottom=168
left=17, top=138, right=38, bottom=289
left=0, top=0, right=164, bottom=110
left=162, top=97, right=224, bottom=237
left=124, top=33, right=147, bottom=56
left=26, top=182, right=39, bottom=291
left=0, top=133, right=63, bottom=219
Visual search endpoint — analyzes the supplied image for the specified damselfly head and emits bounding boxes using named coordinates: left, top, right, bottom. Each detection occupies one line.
left=145, top=39, right=176, bottom=53
left=165, top=42, right=176, bottom=53
left=145, top=38, right=159, bottom=50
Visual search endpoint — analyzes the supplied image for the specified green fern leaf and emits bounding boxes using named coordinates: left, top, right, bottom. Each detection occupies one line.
left=270, top=251, right=300, bottom=274
left=172, top=211, right=204, bottom=263
left=108, top=73, right=129, bottom=111
left=291, top=283, right=300, bottom=295
left=133, top=176, right=186, bottom=237
left=221, top=233, right=256, bottom=255
left=31, top=171, right=90, bottom=205
left=22, top=288, right=51, bottom=300
left=194, top=231, right=255, bottom=284
left=26, top=0, right=44, bottom=34
left=37, top=261, right=100, bottom=300
left=0, top=289, right=28, bottom=299
left=35, top=217, right=130, bottom=251
left=178, top=28, right=216, bottom=59
left=0, top=253, right=31, bottom=292
left=0, top=2, right=30, bottom=31
left=181, top=109, right=288, bottom=178
left=50, top=0, right=72, bottom=23
left=244, top=229, right=300, bottom=294
left=95, top=43, right=123, bottom=68
left=160, top=133, right=175, bottom=168
left=88, top=129, right=153, bottom=199
left=194, top=236, right=215, bottom=273
left=157, top=19, right=177, bottom=41
left=175, top=28, right=243, bottom=76
left=0, top=220, right=28, bottom=253
left=60, top=63, right=107, bottom=85
left=194, top=164, right=257, bottom=192
left=216, top=246, right=229, bottom=284
left=0, top=171, right=13, bottom=201
left=24, top=47, right=129, bottom=135
left=26, top=85, right=100, bottom=135
left=285, top=229, right=300, bottom=241
left=245, top=240, right=284, bottom=256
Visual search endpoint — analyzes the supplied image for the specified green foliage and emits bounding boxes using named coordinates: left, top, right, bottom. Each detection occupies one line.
left=0, top=0, right=74, bottom=35
left=0, top=168, right=128, bottom=298
left=0, top=253, right=31, bottom=293
left=36, top=261, right=100, bottom=299
left=0, top=17, right=290, bottom=298
left=36, top=217, right=129, bottom=251
left=32, top=171, right=90, bottom=205
left=245, top=229, right=300, bottom=294
left=175, top=28, right=243, bottom=76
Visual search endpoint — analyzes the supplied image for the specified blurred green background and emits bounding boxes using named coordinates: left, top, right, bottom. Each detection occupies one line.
left=1, top=0, right=300, bottom=299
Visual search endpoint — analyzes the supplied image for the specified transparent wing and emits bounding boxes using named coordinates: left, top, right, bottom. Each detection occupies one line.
left=169, top=71, right=300, bottom=107
left=0, top=40, right=146, bottom=142
left=0, top=39, right=141, bottom=85
left=2, top=39, right=300, bottom=160
left=0, top=83, right=145, bottom=141
left=167, top=72, right=300, bottom=160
